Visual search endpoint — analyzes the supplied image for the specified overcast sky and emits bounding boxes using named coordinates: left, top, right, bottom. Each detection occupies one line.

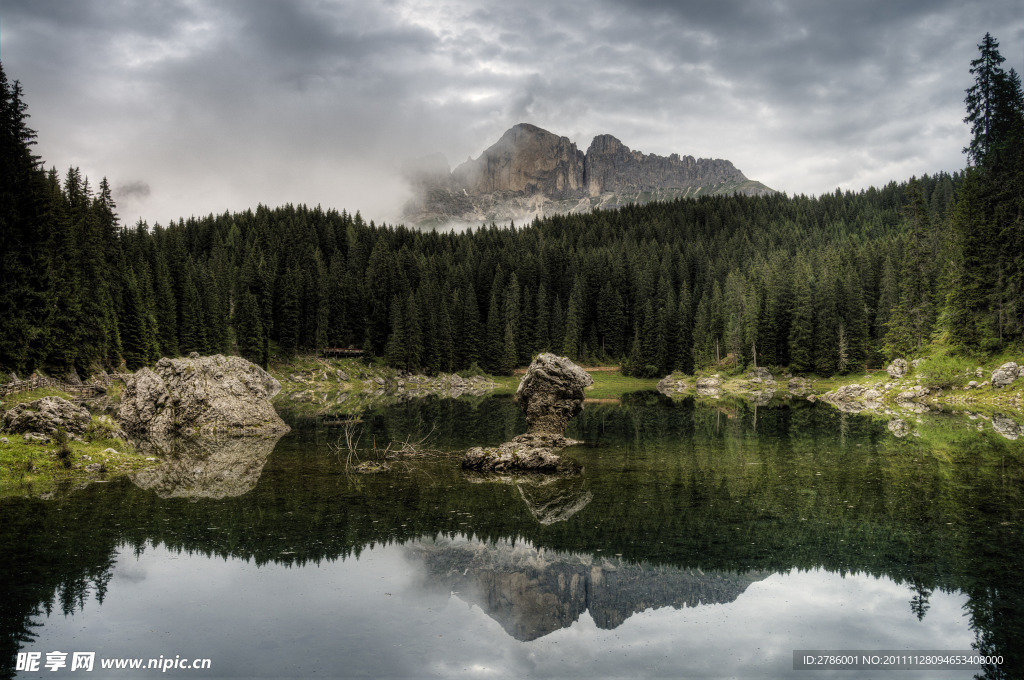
left=3, top=0, right=1023, bottom=227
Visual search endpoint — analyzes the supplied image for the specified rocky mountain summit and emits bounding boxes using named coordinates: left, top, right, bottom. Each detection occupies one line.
left=403, top=123, right=774, bottom=226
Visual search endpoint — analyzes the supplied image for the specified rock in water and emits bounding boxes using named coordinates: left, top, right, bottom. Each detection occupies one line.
left=3, top=397, right=91, bottom=436
left=118, top=354, right=289, bottom=438
left=462, top=433, right=584, bottom=474
left=515, top=353, right=593, bottom=435
left=463, top=354, right=592, bottom=472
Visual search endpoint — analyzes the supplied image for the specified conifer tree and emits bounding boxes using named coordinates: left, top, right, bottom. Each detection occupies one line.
left=533, top=282, right=550, bottom=353
left=562, top=278, right=585, bottom=359
left=788, top=271, right=815, bottom=373
left=240, top=289, right=266, bottom=366
left=676, top=286, right=695, bottom=374
left=384, top=295, right=407, bottom=369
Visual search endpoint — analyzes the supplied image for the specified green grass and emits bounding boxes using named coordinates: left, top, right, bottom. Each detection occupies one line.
left=494, top=368, right=660, bottom=399
left=0, top=386, right=74, bottom=410
left=1, top=417, right=154, bottom=498
left=583, top=370, right=660, bottom=399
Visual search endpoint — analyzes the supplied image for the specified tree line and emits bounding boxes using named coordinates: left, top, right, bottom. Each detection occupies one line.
left=0, top=35, right=1021, bottom=379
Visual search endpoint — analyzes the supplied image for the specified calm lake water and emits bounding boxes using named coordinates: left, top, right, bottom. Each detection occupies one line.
left=2, top=394, right=1022, bottom=679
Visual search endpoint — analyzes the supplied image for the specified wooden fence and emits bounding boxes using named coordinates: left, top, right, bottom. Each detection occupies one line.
left=0, top=373, right=132, bottom=400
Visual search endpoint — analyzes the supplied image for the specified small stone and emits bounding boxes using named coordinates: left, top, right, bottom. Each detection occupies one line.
left=22, top=432, right=50, bottom=443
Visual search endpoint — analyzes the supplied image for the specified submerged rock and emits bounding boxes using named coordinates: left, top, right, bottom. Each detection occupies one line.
left=463, top=433, right=583, bottom=473
left=3, top=397, right=91, bottom=436
left=463, top=354, right=591, bottom=472
left=118, top=354, right=288, bottom=438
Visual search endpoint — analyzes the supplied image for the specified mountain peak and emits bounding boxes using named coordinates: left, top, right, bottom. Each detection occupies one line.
left=402, top=124, right=774, bottom=226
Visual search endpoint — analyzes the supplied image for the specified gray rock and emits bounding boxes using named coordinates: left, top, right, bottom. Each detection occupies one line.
left=966, top=381, right=979, bottom=390
left=656, top=376, right=687, bottom=396
left=746, top=367, right=775, bottom=383
left=696, top=375, right=722, bottom=396
left=4, top=397, right=91, bottom=436
left=863, top=389, right=883, bottom=402
left=463, top=354, right=591, bottom=472
left=0, top=436, right=7, bottom=444
left=117, top=354, right=288, bottom=438
left=22, top=432, right=50, bottom=443
left=827, top=384, right=865, bottom=402
left=463, top=434, right=583, bottom=474
left=991, top=362, right=1020, bottom=388
left=515, top=353, right=593, bottom=435
left=887, top=358, right=908, bottom=379
left=896, top=387, right=930, bottom=403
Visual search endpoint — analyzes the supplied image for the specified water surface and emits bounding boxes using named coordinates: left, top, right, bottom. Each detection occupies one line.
left=2, top=395, right=1021, bottom=678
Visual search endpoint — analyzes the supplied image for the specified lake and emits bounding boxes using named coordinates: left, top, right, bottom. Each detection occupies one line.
left=2, top=394, right=1021, bottom=678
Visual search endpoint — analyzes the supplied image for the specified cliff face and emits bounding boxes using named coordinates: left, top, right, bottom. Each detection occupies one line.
left=584, top=133, right=747, bottom=197
left=402, top=124, right=774, bottom=226
left=451, top=124, right=586, bottom=199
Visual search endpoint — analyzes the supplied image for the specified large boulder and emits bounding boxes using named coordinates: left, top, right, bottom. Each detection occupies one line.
left=464, top=354, right=591, bottom=472
left=3, top=397, right=91, bottom=436
left=887, top=358, right=908, bottom=379
left=991, top=362, right=1020, bottom=388
left=117, top=354, right=288, bottom=438
left=515, top=353, right=593, bottom=435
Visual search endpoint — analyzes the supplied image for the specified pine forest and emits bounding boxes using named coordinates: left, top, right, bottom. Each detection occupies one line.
left=1, top=34, right=1022, bottom=381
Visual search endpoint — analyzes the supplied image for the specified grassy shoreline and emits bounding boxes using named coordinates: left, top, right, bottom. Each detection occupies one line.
left=5, top=351, right=1020, bottom=497
left=0, top=387, right=156, bottom=498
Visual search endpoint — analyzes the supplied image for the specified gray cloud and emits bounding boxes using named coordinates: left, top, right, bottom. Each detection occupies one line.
left=3, top=0, right=1022, bottom=226
left=114, top=180, right=151, bottom=199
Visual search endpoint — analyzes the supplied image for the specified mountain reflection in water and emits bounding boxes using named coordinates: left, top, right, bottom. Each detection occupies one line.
left=406, top=535, right=767, bottom=641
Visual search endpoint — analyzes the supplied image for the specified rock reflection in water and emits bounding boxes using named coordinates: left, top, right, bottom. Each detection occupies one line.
left=464, top=473, right=593, bottom=525
left=130, top=434, right=284, bottom=499
left=406, top=535, right=767, bottom=641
